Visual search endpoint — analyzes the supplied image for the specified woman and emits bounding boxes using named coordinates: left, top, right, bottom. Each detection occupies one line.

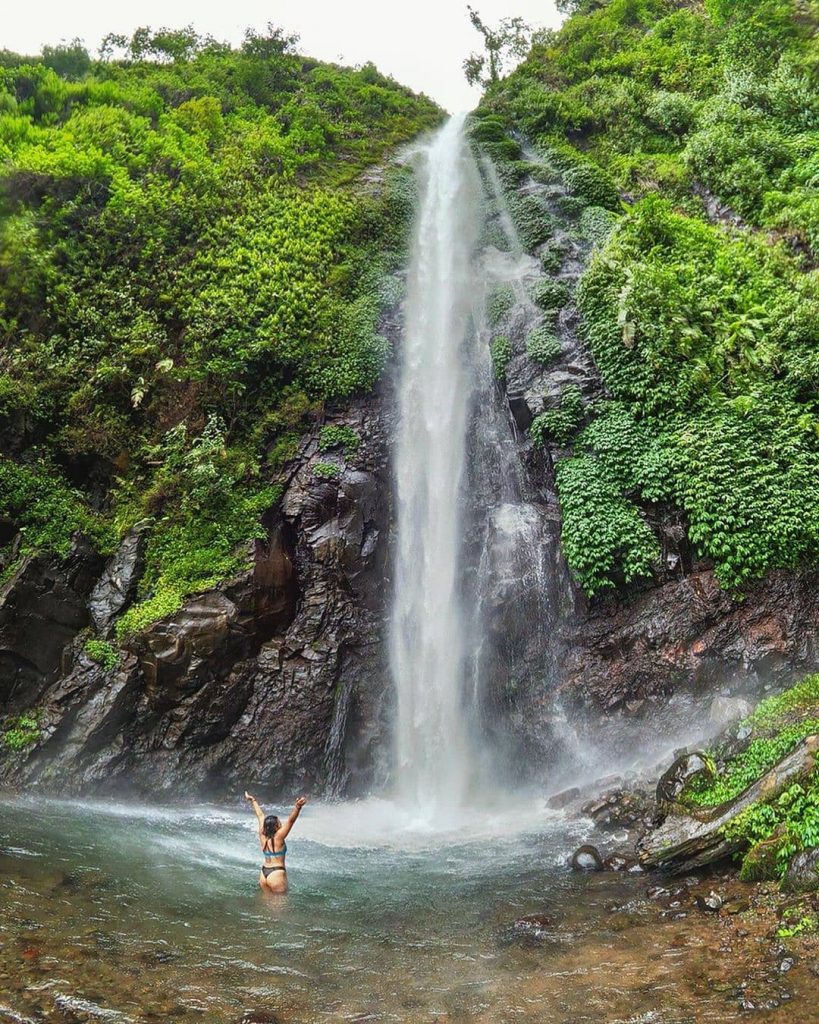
left=244, top=791, right=307, bottom=893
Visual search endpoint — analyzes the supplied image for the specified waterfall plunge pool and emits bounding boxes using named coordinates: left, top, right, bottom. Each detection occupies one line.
left=0, top=796, right=796, bottom=1023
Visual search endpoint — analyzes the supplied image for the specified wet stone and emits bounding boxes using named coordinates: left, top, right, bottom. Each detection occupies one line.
left=570, top=845, right=604, bottom=871
left=546, top=787, right=580, bottom=810
left=695, top=890, right=724, bottom=913
left=499, top=913, right=555, bottom=947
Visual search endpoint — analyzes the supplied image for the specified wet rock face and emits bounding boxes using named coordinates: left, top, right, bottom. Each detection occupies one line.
left=0, top=396, right=395, bottom=799
left=0, top=538, right=104, bottom=706
left=556, top=568, right=819, bottom=718
left=88, top=528, right=145, bottom=634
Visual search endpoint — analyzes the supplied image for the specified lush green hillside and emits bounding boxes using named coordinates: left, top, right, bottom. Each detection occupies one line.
left=0, top=28, right=440, bottom=632
left=477, top=0, right=819, bottom=595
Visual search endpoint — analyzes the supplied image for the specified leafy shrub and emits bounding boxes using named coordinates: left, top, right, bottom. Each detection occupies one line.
left=490, top=335, right=513, bottom=382
left=526, top=325, right=561, bottom=364
left=487, top=285, right=516, bottom=326
left=508, top=193, right=554, bottom=251
left=0, top=458, right=113, bottom=558
left=313, top=461, right=342, bottom=480
left=318, top=424, right=360, bottom=456
left=530, top=278, right=571, bottom=311
left=2, top=713, right=40, bottom=751
left=530, top=385, right=584, bottom=446
left=579, top=205, right=619, bottom=246
left=85, top=638, right=119, bottom=669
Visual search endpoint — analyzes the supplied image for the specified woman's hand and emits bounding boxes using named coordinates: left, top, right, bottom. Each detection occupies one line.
left=295, top=796, right=308, bottom=809
left=244, top=791, right=254, bottom=802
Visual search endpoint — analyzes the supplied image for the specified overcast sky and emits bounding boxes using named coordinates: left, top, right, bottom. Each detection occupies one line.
left=3, top=1, right=562, bottom=112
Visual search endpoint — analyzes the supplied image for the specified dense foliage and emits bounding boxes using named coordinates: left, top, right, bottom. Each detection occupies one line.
left=682, top=675, right=819, bottom=880
left=0, top=28, right=440, bottom=630
left=479, top=0, right=819, bottom=595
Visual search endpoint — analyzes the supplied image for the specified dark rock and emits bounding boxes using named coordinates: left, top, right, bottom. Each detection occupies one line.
left=553, top=568, right=819, bottom=741
left=570, top=844, right=604, bottom=871
left=88, top=528, right=146, bottom=634
left=547, top=786, right=580, bottom=810
left=0, top=537, right=104, bottom=706
left=695, top=890, right=723, bottom=913
left=782, top=847, right=819, bottom=894
left=656, top=752, right=715, bottom=811
left=506, top=391, right=533, bottom=432
left=0, top=400, right=395, bottom=799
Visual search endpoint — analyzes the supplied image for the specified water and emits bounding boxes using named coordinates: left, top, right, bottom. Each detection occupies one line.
left=0, top=797, right=795, bottom=1023
left=390, top=114, right=485, bottom=817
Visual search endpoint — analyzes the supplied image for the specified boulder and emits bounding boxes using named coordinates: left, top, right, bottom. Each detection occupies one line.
left=782, top=847, right=819, bottom=894
left=570, top=844, right=604, bottom=871
left=656, top=753, right=715, bottom=812
left=547, top=786, right=580, bottom=810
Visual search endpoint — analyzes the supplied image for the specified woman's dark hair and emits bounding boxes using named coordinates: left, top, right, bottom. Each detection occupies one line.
left=262, top=814, right=281, bottom=838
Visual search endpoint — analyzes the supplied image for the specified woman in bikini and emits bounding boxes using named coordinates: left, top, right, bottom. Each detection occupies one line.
left=244, top=791, right=307, bottom=893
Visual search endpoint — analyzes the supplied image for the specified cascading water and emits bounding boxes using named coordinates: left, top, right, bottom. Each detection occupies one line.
left=390, top=114, right=484, bottom=816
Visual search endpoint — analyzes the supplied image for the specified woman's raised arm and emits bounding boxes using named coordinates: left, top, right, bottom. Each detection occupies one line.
left=244, top=791, right=265, bottom=827
left=276, top=796, right=308, bottom=840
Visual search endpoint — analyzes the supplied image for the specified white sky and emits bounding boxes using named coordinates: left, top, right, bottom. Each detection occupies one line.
left=2, top=1, right=562, bottom=112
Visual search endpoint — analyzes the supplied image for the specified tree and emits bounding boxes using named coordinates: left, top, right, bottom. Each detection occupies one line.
left=241, top=23, right=300, bottom=60
left=463, top=6, right=531, bottom=88
left=41, top=39, right=91, bottom=80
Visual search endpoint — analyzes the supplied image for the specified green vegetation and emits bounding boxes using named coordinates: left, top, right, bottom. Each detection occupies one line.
left=688, top=675, right=819, bottom=807
left=679, top=675, right=819, bottom=880
left=2, top=713, right=40, bottom=751
left=477, top=0, right=819, bottom=596
left=530, top=385, right=584, bottom=446
left=526, top=325, right=561, bottom=365
left=84, top=637, right=120, bottom=669
left=318, top=424, right=361, bottom=456
left=0, top=27, right=440, bottom=633
left=778, top=902, right=819, bottom=937
left=313, top=461, right=342, bottom=480
left=490, top=334, right=513, bottom=381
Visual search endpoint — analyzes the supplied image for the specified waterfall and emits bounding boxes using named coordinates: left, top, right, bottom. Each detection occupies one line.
left=390, top=114, right=484, bottom=816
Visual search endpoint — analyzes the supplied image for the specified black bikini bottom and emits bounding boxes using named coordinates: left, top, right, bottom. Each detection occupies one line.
left=262, top=865, right=286, bottom=878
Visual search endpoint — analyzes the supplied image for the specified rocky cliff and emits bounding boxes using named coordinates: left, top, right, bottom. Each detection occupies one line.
left=0, top=392, right=396, bottom=797
left=2, top=140, right=818, bottom=800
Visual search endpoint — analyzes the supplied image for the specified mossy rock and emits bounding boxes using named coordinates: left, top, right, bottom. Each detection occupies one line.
left=739, top=825, right=790, bottom=882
